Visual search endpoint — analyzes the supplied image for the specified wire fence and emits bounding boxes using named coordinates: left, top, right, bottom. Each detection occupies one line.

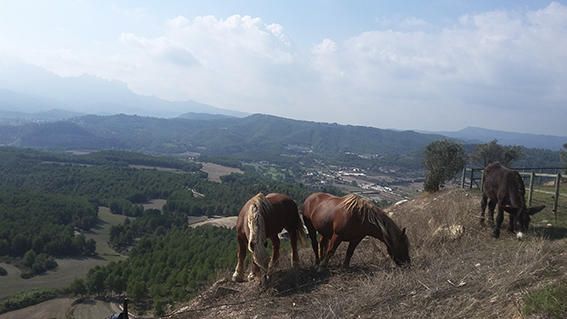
left=461, top=167, right=565, bottom=222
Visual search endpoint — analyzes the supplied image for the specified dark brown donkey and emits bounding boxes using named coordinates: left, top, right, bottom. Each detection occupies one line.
left=302, top=192, right=410, bottom=269
left=481, top=162, right=545, bottom=239
left=232, top=193, right=306, bottom=282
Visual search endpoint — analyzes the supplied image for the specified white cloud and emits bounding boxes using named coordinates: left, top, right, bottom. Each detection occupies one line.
left=308, top=3, right=567, bottom=133
left=3, top=3, right=567, bottom=134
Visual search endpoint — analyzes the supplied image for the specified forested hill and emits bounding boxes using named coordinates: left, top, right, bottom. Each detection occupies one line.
left=0, top=113, right=444, bottom=163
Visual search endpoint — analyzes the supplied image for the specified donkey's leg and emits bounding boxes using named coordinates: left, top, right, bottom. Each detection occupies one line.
left=508, top=214, right=515, bottom=233
left=487, top=199, right=497, bottom=226
left=343, top=238, right=362, bottom=268
left=318, top=234, right=342, bottom=270
left=232, top=236, right=247, bottom=282
left=268, top=235, right=280, bottom=273
left=480, top=195, right=488, bottom=226
left=303, top=217, right=320, bottom=265
left=492, top=202, right=505, bottom=238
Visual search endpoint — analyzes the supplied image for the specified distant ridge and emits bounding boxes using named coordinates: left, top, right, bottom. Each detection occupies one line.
left=428, top=126, right=567, bottom=150
left=0, top=63, right=246, bottom=118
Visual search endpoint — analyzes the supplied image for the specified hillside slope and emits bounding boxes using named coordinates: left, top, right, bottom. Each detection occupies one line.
left=169, top=189, right=567, bottom=319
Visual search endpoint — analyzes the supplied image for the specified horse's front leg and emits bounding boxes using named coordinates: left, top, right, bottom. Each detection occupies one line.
left=318, top=234, right=342, bottom=271
left=319, top=235, right=329, bottom=261
left=232, top=236, right=247, bottom=282
left=343, top=238, right=362, bottom=268
left=268, top=235, right=280, bottom=274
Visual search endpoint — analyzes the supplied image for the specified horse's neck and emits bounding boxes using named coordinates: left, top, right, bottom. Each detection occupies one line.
left=367, top=214, right=390, bottom=243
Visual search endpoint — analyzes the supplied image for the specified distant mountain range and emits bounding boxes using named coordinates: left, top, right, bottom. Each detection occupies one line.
left=426, top=127, right=567, bottom=150
left=0, top=107, right=83, bottom=124
left=0, top=113, right=445, bottom=166
left=0, top=63, right=246, bottom=118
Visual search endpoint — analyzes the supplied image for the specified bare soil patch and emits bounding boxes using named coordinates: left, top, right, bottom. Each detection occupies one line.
left=199, top=162, right=243, bottom=183
left=189, top=216, right=238, bottom=229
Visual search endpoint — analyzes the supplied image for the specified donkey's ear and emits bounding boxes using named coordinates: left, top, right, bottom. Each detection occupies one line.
left=528, top=205, right=546, bottom=215
left=402, top=228, right=406, bottom=235
left=502, top=205, right=518, bottom=214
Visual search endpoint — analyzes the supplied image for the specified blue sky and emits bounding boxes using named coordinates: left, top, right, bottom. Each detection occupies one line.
left=1, top=0, right=567, bottom=135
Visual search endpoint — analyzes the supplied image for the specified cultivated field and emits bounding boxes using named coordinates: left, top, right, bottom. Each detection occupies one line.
left=0, top=298, right=120, bottom=319
left=199, top=162, right=243, bottom=183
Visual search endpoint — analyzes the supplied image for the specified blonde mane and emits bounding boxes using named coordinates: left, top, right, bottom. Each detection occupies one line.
left=246, top=193, right=272, bottom=271
left=340, top=194, right=391, bottom=241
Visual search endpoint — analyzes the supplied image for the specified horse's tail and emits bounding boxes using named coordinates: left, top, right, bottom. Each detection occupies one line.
left=247, top=193, right=270, bottom=271
left=292, top=205, right=307, bottom=248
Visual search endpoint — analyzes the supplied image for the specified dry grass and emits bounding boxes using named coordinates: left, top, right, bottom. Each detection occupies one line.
left=170, top=189, right=567, bottom=319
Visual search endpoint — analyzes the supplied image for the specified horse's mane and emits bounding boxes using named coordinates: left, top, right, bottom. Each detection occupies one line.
left=340, top=194, right=399, bottom=242
left=246, top=193, right=272, bottom=271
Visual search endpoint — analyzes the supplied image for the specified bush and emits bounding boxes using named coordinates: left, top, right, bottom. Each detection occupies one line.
left=424, top=140, right=465, bottom=192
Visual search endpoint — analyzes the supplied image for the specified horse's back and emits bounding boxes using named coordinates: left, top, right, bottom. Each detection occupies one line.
left=265, top=193, right=301, bottom=234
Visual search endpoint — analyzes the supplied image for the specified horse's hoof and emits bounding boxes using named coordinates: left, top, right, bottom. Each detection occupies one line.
left=232, top=272, right=245, bottom=282
left=247, top=272, right=257, bottom=281
left=516, top=232, right=524, bottom=240
left=491, top=230, right=500, bottom=238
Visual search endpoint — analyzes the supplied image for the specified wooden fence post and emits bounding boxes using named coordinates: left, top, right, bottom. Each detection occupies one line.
left=480, top=169, right=485, bottom=193
left=461, top=168, right=467, bottom=188
left=553, top=173, right=561, bottom=222
left=469, top=168, right=474, bottom=189
left=527, top=171, right=535, bottom=207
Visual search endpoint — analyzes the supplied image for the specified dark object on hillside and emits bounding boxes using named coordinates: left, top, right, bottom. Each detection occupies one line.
left=232, top=193, right=307, bottom=283
left=109, top=298, right=129, bottom=319
left=303, top=193, right=410, bottom=269
left=480, top=162, right=545, bottom=238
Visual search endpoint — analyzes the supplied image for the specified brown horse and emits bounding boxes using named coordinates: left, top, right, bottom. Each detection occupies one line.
left=232, top=193, right=307, bottom=282
left=302, top=192, right=410, bottom=269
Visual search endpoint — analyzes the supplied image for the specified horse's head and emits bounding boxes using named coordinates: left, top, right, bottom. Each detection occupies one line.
left=503, top=205, right=546, bottom=239
left=247, top=202, right=269, bottom=272
left=388, top=227, right=411, bottom=267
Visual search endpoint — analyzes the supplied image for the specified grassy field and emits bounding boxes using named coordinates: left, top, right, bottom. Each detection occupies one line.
left=0, top=207, right=125, bottom=299
left=83, top=207, right=127, bottom=263
left=0, top=298, right=119, bottom=319
left=171, top=189, right=567, bottom=319
left=200, top=162, right=243, bottom=183
left=0, top=298, right=74, bottom=319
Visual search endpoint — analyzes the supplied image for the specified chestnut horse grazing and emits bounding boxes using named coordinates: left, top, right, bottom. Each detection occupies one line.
left=303, top=192, right=410, bottom=269
left=232, top=193, right=307, bottom=282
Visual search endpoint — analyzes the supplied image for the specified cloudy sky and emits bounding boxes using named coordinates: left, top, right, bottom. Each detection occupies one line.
left=1, top=0, right=566, bottom=135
